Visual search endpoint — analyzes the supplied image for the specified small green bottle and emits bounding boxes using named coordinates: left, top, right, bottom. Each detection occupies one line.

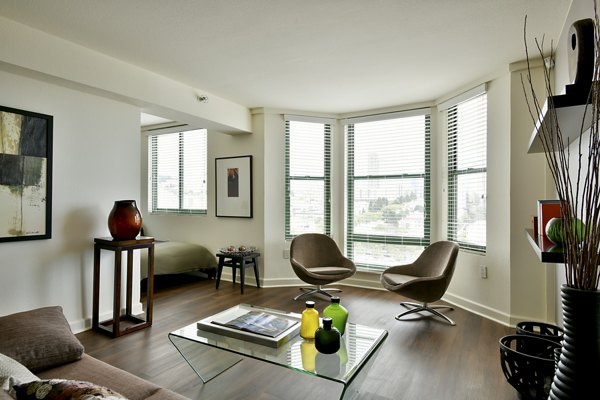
left=300, top=301, right=319, bottom=339
left=322, top=296, right=348, bottom=335
left=315, top=317, right=341, bottom=354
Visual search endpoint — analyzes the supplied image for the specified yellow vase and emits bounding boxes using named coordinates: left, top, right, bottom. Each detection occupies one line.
left=300, top=301, right=319, bottom=339
left=300, top=340, right=318, bottom=371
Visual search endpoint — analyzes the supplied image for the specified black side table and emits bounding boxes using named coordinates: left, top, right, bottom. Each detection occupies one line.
left=215, top=252, right=260, bottom=294
left=93, top=236, right=155, bottom=337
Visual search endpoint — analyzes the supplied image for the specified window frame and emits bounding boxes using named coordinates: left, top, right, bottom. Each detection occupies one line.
left=446, top=91, right=487, bottom=253
left=284, top=118, right=332, bottom=239
left=345, top=111, right=431, bottom=272
left=148, top=128, right=208, bottom=215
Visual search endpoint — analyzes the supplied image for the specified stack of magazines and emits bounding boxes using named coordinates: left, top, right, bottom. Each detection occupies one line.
left=212, top=311, right=298, bottom=338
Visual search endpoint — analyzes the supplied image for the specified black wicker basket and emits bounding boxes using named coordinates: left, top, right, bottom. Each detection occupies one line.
left=515, top=321, right=563, bottom=358
left=499, top=334, right=560, bottom=400
left=516, top=321, right=564, bottom=343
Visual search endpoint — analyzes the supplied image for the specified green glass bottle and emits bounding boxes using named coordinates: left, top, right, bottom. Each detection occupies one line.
left=322, top=296, right=348, bottom=335
left=300, top=301, right=319, bottom=339
left=315, top=317, right=341, bottom=354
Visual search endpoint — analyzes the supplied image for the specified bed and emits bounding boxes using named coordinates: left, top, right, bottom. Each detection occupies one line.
left=140, top=241, right=218, bottom=279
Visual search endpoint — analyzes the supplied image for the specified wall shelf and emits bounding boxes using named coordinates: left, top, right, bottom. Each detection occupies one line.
left=525, top=229, right=565, bottom=263
left=527, top=84, right=592, bottom=153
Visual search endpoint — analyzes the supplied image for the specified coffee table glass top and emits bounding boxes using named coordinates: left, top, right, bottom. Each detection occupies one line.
left=169, top=304, right=388, bottom=386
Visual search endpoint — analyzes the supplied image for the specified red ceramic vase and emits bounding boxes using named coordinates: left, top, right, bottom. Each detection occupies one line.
left=107, top=200, right=142, bottom=240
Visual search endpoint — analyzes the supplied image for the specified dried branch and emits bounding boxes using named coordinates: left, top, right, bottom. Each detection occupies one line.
left=522, top=4, right=600, bottom=290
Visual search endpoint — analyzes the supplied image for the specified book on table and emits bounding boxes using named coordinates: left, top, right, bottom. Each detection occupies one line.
left=212, top=311, right=299, bottom=338
left=196, top=304, right=302, bottom=347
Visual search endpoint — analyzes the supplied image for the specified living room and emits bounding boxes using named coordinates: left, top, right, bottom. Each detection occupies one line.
left=0, top=0, right=589, bottom=398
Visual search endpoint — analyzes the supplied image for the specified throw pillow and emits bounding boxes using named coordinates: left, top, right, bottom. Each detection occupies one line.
left=0, top=353, right=38, bottom=392
left=0, top=306, right=84, bottom=372
left=9, top=379, right=128, bottom=400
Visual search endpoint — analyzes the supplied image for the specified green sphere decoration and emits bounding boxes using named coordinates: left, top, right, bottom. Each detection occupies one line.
left=545, top=217, right=586, bottom=245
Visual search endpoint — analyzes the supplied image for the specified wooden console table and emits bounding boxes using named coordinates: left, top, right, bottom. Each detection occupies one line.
left=93, top=236, right=155, bottom=337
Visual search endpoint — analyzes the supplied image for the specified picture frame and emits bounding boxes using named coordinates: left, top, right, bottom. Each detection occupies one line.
left=537, top=199, right=563, bottom=241
left=0, top=105, right=53, bottom=242
left=215, top=155, right=253, bottom=218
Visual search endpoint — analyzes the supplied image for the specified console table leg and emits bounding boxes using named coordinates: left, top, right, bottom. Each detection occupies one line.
left=113, top=249, right=122, bottom=337
left=92, top=245, right=101, bottom=329
left=126, top=249, right=133, bottom=315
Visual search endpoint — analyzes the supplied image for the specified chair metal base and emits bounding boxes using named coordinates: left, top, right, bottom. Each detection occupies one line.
left=396, top=301, right=455, bottom=326
left=293, top=285, right=342, bottom=301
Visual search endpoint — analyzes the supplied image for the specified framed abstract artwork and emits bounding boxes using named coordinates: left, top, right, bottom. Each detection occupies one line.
left=0, top=105, right=53, bottom=242
left=215, top=155, right=252, bottom=218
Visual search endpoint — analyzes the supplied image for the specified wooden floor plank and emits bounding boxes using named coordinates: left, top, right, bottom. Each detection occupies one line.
left=76, top=275, right=519, bottom=400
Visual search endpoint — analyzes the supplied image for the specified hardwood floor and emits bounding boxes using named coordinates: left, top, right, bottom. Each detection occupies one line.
left=76, top=275, right=519, bottom=400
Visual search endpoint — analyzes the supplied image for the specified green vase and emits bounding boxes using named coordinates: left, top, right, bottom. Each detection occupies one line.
left=322, top=296, right=348, bottom=335
left=315, top=317, right=341, bottom=354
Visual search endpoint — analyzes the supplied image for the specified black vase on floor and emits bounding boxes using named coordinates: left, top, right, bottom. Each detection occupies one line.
left=549, top=285, right=600, bottom=399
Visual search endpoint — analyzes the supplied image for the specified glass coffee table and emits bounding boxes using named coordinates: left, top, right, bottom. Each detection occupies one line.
left=169, top=304, right=387, bottom=400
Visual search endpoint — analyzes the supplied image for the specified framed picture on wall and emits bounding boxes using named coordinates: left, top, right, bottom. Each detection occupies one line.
left=0, top=105, right=53, bottom=242
left=215, top=155, right=253, bottom=218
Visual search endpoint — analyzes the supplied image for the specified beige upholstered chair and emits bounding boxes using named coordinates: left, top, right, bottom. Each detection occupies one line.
left=290, top=233, right=356, bottom=301
left=380, top=241, right=459, bottom=325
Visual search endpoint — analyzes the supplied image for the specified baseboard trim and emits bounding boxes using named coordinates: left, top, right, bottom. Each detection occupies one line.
left=442, top=292, right=512, bottom=327
left=69, top=303, right=144, bottom=334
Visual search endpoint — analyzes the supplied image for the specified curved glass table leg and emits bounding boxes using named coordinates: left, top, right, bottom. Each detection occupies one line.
left=169, top=334, right=243, bottom=384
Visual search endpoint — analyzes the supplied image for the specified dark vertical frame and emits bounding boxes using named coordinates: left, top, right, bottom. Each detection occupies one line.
left=0, top=105, right=52, bottom=242
left=215, top=155, right=253, bottom=218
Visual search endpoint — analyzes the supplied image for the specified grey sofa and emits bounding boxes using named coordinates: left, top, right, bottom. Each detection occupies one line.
left=0, top=306, right=187, bottom=400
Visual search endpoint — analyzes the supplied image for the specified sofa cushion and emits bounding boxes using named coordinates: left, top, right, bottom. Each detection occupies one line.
left=0, top=353, right=38, bottom=394
left=9, top=378, right=127, bottom=400
left=0, top=307, right=84, bottom=372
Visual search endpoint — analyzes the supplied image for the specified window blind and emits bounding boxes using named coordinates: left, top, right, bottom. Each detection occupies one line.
left=148, top=129, right=207, bottom=214
left=447, top=93, right=487, bottom=252
left=285, top=119, right=331, bottom=238
left=346, top=112, right=431, bottom=272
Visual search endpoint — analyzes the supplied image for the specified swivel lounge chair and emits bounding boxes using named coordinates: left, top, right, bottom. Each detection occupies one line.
left=380, top=241, right=459, bottom=325
left=290, top=233, right=356, bottom=301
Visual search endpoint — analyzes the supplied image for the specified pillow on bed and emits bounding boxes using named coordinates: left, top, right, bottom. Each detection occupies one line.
left=0, top=307, right=84, bottom=372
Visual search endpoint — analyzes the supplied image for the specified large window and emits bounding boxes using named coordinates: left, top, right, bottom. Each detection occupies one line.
left=285, top=118, right=331, bottom=239
left=148, top=128, right=208, bottom=214
left=345, top=111, right=431, bottom=272
left=447, top=91, right=487, bottom=252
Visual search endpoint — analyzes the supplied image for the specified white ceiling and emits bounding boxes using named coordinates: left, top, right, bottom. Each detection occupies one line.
left=0, top=0, right=571, bottom=114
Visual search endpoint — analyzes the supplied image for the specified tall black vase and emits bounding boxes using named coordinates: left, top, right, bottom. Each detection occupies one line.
left=549, top=285, right=600, bottom=399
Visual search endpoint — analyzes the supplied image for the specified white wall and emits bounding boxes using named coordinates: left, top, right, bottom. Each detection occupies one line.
left=440, top=73, right=515, bottom=324
left=0, top=16, right=251, bottom=135
left=0, top=69, right=141, bottom=331
left=509, top=60, right=557, bottom=324
left=0, top=17, right=253, bottom=331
